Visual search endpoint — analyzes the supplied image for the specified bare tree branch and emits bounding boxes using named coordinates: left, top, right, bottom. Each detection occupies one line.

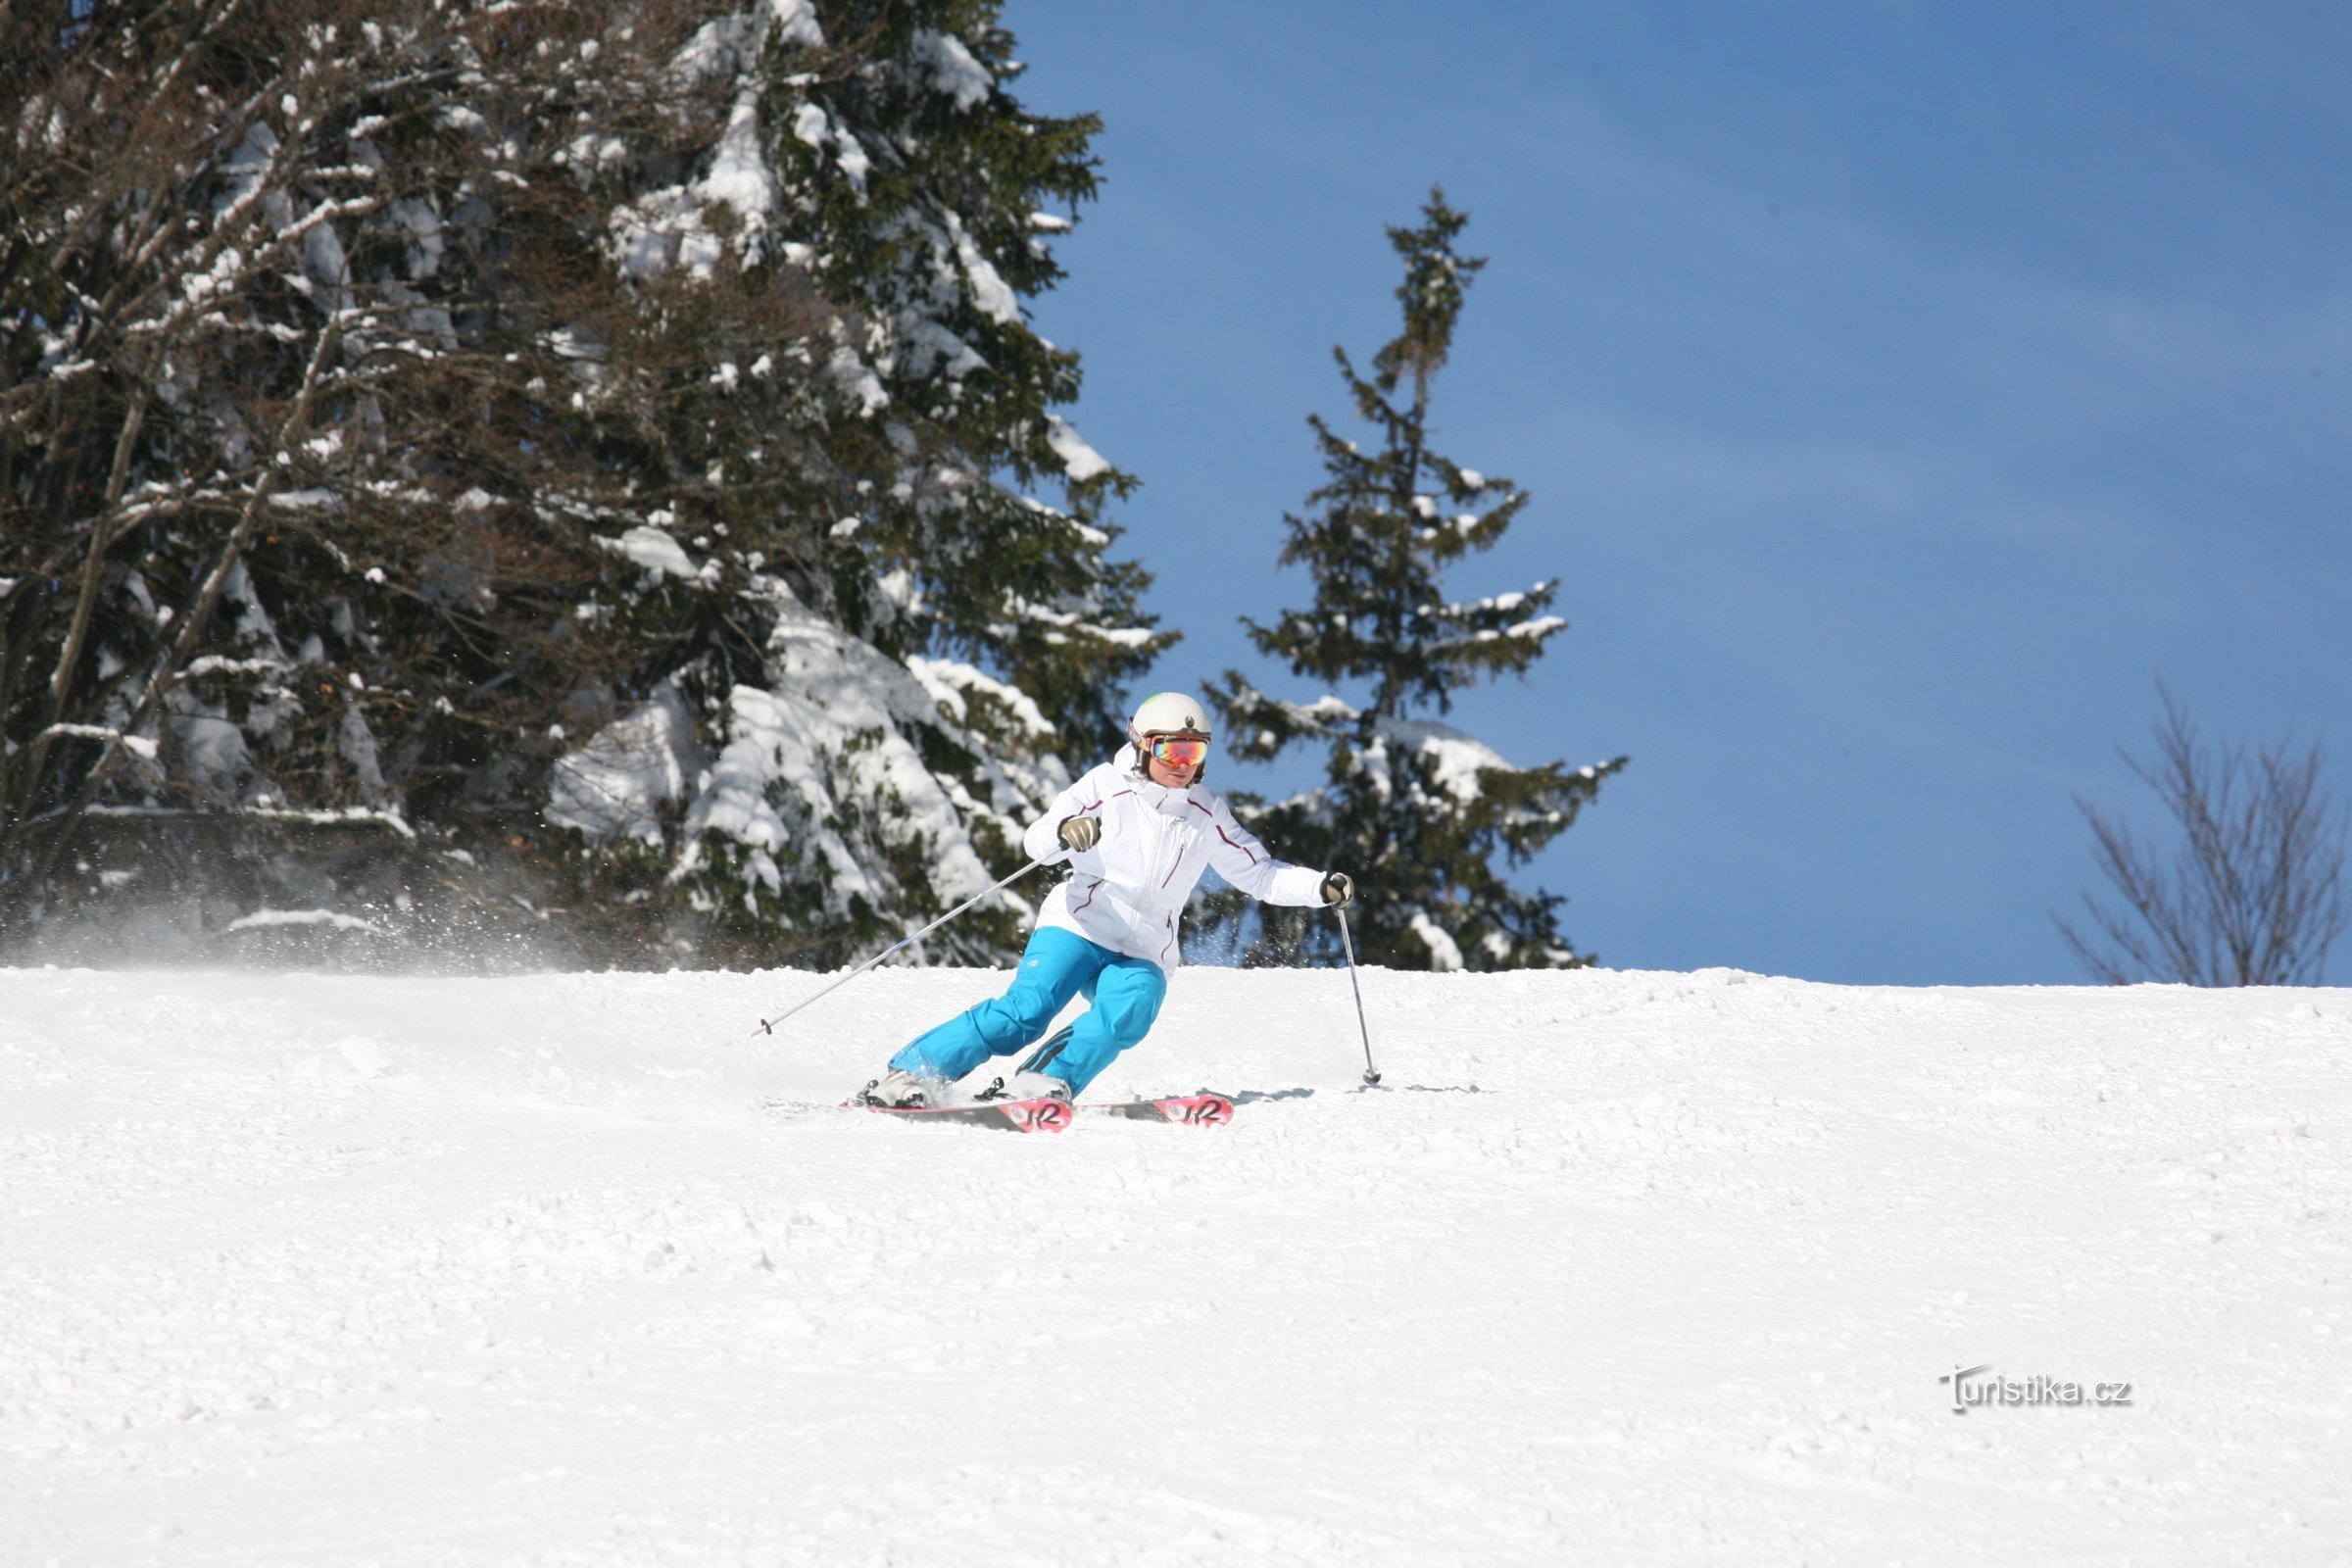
left=2057, top=685, right=2348, bottom=986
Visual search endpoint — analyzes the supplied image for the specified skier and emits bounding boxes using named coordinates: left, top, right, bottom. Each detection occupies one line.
left=860, top=692, right=1355, bottom=1107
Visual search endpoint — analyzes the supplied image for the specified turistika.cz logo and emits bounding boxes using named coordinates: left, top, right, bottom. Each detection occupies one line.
left=1938, top=1363, right=2133, bottom=1414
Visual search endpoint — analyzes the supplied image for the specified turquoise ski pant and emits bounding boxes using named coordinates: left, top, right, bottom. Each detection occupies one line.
left=889, top=927, right=1168, bottom=1096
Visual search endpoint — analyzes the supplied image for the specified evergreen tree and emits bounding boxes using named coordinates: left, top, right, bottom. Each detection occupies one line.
left=0, top=0, right=1165, bottom=968
left=567, top=0, right=1175, bottom=965
left=0, top=0, right=701, bottom=958
left=1208, top=188, right=1625, bottom=971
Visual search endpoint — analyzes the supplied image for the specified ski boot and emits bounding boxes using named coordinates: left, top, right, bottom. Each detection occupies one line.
left=857, top=1068, right=940, bottom=1109
left=974, top=1069, right=1072, bottom=1104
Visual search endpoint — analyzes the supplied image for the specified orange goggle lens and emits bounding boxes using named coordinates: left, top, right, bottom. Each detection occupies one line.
left=1149, top=737, right=1209, bottom=767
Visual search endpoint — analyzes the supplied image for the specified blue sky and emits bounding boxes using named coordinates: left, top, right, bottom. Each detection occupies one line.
left=1004, top=2, right=2352, bottom=985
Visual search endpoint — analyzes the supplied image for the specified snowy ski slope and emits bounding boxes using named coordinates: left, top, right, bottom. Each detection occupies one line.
left=3, top=962, right=2348, bottom=1565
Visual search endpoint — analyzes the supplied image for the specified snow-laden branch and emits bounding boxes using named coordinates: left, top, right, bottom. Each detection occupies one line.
left=34, top=725, right=160, bottom=763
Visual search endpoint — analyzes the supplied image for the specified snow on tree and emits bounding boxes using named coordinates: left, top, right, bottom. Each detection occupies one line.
left=554, top=0, right=1171, bottom=965
left=0, top=0, right=626, bottom=953
left=1, top=0, right=1164, bottom=968
left=1207, top=189, right=1625, bottom=972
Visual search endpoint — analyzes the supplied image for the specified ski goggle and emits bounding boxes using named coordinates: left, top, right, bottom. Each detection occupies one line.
left=1146, top=735, right=1209, bottom=767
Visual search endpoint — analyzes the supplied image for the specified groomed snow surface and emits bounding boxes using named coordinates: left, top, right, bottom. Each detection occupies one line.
left=4, top=963, right=2347, bottom=1565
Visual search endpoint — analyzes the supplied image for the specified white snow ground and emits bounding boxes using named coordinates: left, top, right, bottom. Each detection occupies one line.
left=3, top=963, right=2347, bottom=1566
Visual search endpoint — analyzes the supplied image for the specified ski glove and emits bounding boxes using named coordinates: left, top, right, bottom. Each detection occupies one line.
left=1057, top=814, right=1102, bottom=854
left=1320, top=871, right=1355, bottom=908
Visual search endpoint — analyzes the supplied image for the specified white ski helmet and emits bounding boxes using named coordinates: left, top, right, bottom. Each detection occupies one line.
left=1128, top=691, right=1210, bottom=742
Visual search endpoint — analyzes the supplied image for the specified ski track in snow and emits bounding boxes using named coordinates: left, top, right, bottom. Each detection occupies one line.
left=2, top=965, right=2347, bottom=1565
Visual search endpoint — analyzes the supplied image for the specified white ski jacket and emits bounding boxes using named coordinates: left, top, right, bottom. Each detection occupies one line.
left=1022, top=749, right=1329, bottom=972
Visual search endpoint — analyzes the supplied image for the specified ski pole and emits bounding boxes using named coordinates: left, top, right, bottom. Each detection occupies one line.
left=1333, top=905, right=1382, bottom=1085
left=753, top=858, right=1046, bottom=1037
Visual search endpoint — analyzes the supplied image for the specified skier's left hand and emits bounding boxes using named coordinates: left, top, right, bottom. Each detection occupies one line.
left=1320, top=871, right=1355, bottom=908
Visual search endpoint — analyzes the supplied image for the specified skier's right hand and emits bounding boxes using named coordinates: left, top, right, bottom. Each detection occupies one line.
left=1057, top=814, right=1102, bottom=854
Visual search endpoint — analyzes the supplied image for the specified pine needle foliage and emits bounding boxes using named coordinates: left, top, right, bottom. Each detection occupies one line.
left=0, top=0, right=1166, bottom=968
left=1208, top=189, right=1625, bottom=972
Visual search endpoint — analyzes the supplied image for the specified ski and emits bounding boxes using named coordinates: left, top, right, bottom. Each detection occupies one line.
left=867, top=1097, right=1073, bottom=1134
left=760, top=1093, right=1226, bottom=1130
left=1083, top=1093, right=1235, bottom=1126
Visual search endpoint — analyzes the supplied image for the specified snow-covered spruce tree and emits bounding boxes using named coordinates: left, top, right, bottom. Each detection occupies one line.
left=1207, top=189, right=1625, bottom=972
left=3, top=0, right=1159, bottom=968
left=1, top=0, right=869, bottom=961
left=0, top=0, right=679, bottom=956
left=542, top=0, right=1173, bottom=966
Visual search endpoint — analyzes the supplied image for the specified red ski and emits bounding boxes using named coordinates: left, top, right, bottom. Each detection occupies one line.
left=867, top=1097, right=1073, bottom=1134
left=1083, top=1094, right=1235, bottom=1127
